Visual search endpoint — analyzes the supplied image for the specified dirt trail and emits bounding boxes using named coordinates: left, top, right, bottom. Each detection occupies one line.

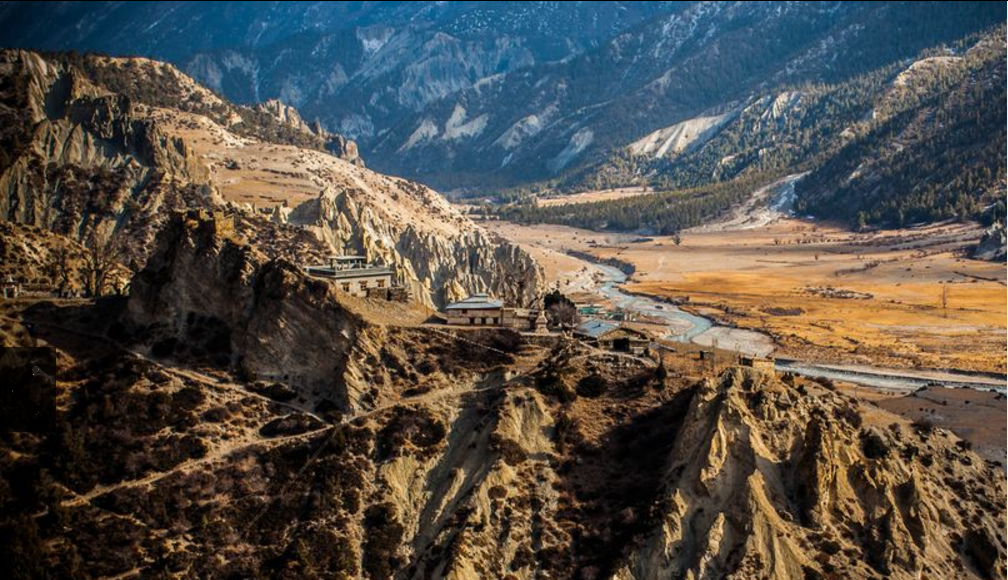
left=53, top=328, right=551, bottom=511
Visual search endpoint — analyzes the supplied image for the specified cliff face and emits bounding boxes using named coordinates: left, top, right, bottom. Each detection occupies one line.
left=127, top=214, right=363, bottom=406
left=0, top=49, right=543, bottom=306
left=289, top=187, right=541, bottom=307
left=254, top=98, right=364, bottom=166
left=0, top=49, right=212, bottom=267
left=616, top=369, right=1006, bottom=580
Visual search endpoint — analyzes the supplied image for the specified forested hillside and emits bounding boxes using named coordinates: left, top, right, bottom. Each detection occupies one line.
left=498, top=28, right=1006, bottom=232
left=793, top=32, right=1006, bottom=227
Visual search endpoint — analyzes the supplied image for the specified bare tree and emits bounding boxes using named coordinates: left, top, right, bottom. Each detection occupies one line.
left=83, top=230, right=124, bottom=298
left=47, top=245, right=74, bottom=297
left=543, top=288, right=580, bottom=329
left=547, top=301, right=580, bottom=329
left=941, top=284, right=949, bottom=316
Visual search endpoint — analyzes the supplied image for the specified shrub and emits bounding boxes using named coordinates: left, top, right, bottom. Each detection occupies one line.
left=860, top=429, right=890, bottom=460
left=375, top=407, right=446, bottom=461
left=362, top=503, right=404, bottom=580
left=576, top=374, right=607, bottom=398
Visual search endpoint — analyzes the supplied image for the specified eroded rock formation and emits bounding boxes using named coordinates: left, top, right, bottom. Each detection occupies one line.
left=0, top=49, right=543, bottom=307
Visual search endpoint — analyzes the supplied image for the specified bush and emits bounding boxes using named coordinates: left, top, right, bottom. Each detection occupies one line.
left=374, top=407, right=446, bottom=461
left=362, top=503, right=403, bottom=580
left=576, top=374, right=607, bottom=398
left=492, top=436, right=527, bottom=466
left=860, top=429, right=890, bottom=460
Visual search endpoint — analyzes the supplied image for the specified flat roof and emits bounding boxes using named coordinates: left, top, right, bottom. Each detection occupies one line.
left=445, top=294, right=504, bottom=310
left=575, top=319, right=619, bottom=339
left=306, top=266, right=393, bottom=280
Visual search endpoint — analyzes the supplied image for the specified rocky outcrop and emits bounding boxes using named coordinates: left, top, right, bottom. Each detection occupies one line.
left=128, top=212, right=363, bottom=406
left=615, top=368, right=1006, bottom=580
left=256, top=98, right=364, bottom=166
left=0, top=49, right=213, bottom=267
left=288, top=186, right=543, bottom=308
left=973, top=222, right=1006, bottom=261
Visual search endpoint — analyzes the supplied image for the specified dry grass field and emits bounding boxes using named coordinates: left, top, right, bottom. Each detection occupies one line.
left=486, top=218, right=1006, bottom=374
left=536, top=186, right=654, bottom=207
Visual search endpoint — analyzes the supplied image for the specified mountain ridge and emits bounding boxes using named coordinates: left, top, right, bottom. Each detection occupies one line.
left=0, top=48, right=544, bottom=306
left=2, top=2, right=1002, bottom=195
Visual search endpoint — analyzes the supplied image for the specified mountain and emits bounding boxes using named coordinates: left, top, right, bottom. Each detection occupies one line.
left=4, top=252, right=1005, bottom=580
left=1, top=2, right=1002, bottom=195
left=0, top=49, right=543, bottom=306
left=793, top=32, right=1007, bottom=227
left=496, top=27, right=1006, bottom=233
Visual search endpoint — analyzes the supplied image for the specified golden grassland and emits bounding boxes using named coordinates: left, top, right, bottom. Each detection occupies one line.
left=486, top=218, right=1006, bottom=374
left=537, top=186, right=655, bottom=207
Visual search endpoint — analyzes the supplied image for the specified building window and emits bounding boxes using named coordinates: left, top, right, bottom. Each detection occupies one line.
left=341, top=282, right=351, bottom=292
left=376, top=279, right=385, bottom=288
left=470, top=317, right=476, bottom=324
left=359, top=281, right=368, bottom=291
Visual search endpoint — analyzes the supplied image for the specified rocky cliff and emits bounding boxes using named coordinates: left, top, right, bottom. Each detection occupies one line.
left=616, top=368, right=1006, bottom=580
left=288, top=186, right=541, bottom=306
left=974, top=222, right=1007, bottom=261
left=6, top=293, right=1004, bottom=580
left=0, top=49, right=213, bottom=268
left=127, top=212, right=364, bottom=407
left=254, top=98, right=364, bottom=166
left=0, top=49, right=542, bottom=306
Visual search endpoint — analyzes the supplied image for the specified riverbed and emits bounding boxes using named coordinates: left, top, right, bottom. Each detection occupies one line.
left=593, top=263, right=1005, bottom=393
left=594, top=263, right=776, bottom=357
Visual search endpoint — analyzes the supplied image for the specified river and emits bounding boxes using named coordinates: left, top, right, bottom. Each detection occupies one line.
left=592, top=263, right=1006, bottom=393
left=595, top=263, right=774, bottom=357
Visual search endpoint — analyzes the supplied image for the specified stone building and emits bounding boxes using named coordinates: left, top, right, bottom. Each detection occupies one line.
left=445, top=293, right=547, bottom=331
left=2, top=276, right=20, bottom=299
left=305, top=255, right=394, bottom=298
left=740, top=356, right=775, bottom=372
left=574, top=319, right=651, bottom=355
left=445, top=294, right=504, bottom=326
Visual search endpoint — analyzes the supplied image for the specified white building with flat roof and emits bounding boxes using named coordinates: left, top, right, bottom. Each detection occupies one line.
left=305, top=256, right=394, bottom=298
left=445, top=293, right=504, bottom=326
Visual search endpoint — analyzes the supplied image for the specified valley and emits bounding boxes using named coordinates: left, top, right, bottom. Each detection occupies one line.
left=0, top=4, right=1005, bottom=580
left=485, top=205, right=1008, bottom=469
left=486, top=216, right=1006, bottom=375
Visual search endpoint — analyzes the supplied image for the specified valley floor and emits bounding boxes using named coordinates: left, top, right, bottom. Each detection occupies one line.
left=536, top=186, right=655, bottom=207
left=485, top=215, right=1008, bottom=466
left=484, top=217, right=1006, bottom=375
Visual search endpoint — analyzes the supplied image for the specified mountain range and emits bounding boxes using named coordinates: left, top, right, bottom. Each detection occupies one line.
left=1, top=1, right=1003, bottom=197
left=0, top=48, right=543, bottom=307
